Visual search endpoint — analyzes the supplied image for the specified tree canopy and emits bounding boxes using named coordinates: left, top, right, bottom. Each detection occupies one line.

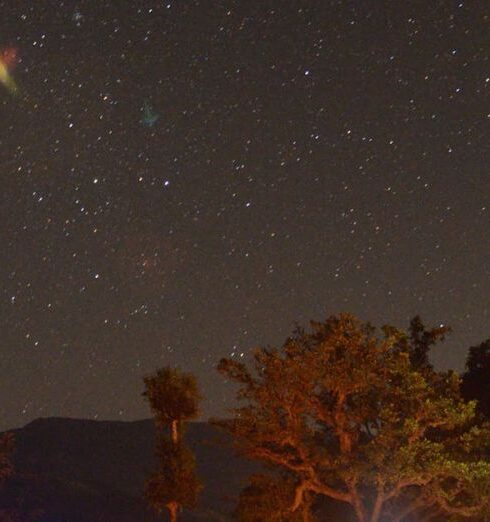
left=218, top=314, right=490, bottom=522
left=143, top=367, right=200, bottom=433
left=462, top=340, right=490, bottom=420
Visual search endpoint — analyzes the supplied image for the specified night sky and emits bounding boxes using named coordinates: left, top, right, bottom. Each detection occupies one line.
left=1, top=1, right=489, bottom=430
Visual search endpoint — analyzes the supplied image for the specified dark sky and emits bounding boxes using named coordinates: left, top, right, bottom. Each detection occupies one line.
left=1, top=1, right=489, bottom=430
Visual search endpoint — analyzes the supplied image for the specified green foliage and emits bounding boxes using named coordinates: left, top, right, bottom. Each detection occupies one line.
left=145, top=441, right=202, bottom=512
left=218, top=313, right=490, bottom=522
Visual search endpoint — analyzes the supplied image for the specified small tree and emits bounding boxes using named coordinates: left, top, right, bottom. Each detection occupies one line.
left=143, top=367, right=201, bottom=522
left=217, top=314, right=490, bottom=522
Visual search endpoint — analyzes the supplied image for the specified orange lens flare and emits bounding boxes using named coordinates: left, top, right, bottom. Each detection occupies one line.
left=1, top=47, right=18, bottom=68
left=0, top=47, right=19, bottom=95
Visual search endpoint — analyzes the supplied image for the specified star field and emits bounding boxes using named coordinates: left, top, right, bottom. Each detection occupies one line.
left=1, top=1, right=489, bottom=430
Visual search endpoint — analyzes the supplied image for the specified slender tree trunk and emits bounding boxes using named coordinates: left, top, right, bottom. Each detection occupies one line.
left=301, top=492, right=314, bottom=522
left=292, top=482, right=307, bottom=512
left=171, top=419, right=179, bottom=445
left=302, top=510, right=311, bottom=522
left=370, top=491, right=384, bottom=522
left=168, top=422, right=180, bottom=521
left=352, top=496, right=367, bottom=522
left=167, top=500, right=178, bottom=522
left=348, top=483, right=367, bottom=522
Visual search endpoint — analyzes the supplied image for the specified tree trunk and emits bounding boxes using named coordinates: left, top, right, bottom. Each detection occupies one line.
left=167, top=501, right=178, bottom=522
left=170, top=419, right=179, bottom=445
left=348, top=483, right=367, bottom=522
left=302, top=508, right=312, bottom=522
left=168, top=422, right=180, bottom=521
left=370, top=490, right=384, bottom=522
left=352, top=497, right=367, bottom=522
left=301, top=491, right=314, bottom=522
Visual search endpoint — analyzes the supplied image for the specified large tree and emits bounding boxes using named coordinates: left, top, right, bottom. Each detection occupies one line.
left=143, top=367, right=201, bottom=522
left=218, top=314, right=490, bottom=522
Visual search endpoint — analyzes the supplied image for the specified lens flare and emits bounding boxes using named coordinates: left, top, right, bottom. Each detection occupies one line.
left=0, top=47, right=18, bottom=95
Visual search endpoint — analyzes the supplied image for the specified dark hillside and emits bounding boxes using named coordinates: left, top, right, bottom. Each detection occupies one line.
left=0, top=417, right=258, bottom=521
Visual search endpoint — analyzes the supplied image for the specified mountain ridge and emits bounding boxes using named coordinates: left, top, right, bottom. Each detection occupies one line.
left=1, top=416, right=258, bottom=521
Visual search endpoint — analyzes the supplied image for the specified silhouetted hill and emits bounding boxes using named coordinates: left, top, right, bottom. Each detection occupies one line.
left=0, top=417, right=259, bottom=521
